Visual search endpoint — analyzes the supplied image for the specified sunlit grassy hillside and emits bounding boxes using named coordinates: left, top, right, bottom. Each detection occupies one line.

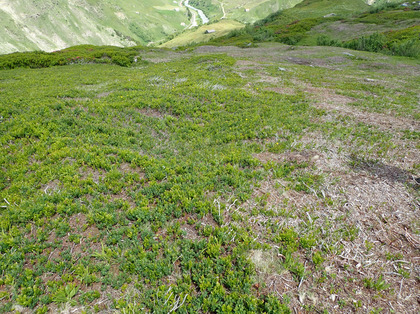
left=0, top=0, right=307, bottom=54
left=210, top=0, right=419, bottom=57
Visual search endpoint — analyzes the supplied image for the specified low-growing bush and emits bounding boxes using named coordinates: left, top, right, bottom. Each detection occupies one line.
left=343, top=33, right=387, bottom=53
left=389, top=38, right=420, bottom=58
left=0, top=45, right=141, bottom=70
left=317, top=34, right=342, bottom=46
left=317, top=27, right=420, bottom=58
left=368, top=1, right=400, bottom=14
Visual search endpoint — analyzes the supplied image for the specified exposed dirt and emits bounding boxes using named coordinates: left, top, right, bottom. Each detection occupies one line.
left=265, top=86, right=295, bottom=95
left=41, top=179, right=62, bottom=195
left=241, top=45, right=419, bottom=310
left=304, top=84, right=420, bottom=133
left=249, top=138, right=419, bottom=312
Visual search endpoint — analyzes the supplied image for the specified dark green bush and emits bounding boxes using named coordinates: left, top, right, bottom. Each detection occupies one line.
left=317, top=34, right=342, bottom=46
left=317, top=27, right=420, bottom=59
left=389, top=39, right=420, bottom=58
left=0, top=45, right=140, bottom=70
left=368, top=1, right=400, bottom=14
left=343, top=33, right=387, bottom=53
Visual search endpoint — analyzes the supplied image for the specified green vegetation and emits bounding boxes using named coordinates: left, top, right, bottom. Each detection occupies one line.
left=0, top=0, right=304, bottom=54
left=0, top=0, right=191, bottom=54
left=1, top=41, right=418, bottom=312
left=161, top=20, right=245, bottom=48
left=0, top=45, right=141, bottom=70
left=212, top=0, right=420, bottom=58
left=317, top=25, right=420, bottom=58
left=189, top=0, right=222, bottom=20
left=0, top=47, right=307, bottom=312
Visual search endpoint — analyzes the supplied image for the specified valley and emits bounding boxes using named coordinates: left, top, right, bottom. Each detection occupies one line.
left=0, top=0, right=304, bottom=54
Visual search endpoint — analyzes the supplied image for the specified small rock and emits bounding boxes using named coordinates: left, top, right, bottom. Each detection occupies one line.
left=365, top=78, right=375, bottom=82
left=311, top=155, right=320, bottom=161
left=12, top=305, right=25, bottom=312
left=278, top=67, right=286, bottom=71
left=343, top=52, right=355, bottom=57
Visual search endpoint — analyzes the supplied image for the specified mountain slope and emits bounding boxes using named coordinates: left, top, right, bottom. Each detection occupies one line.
left=193, top=0, right=304, bottom=23
left=0, top=0, right=305, bottom=54
left=209, top=0, right=419, bottom=58
left=0, top=0, right=190, bottom=54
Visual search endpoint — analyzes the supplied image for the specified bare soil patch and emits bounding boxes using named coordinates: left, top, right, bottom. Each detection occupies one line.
left=247, top=141, right=419, bottom=312
left=136, top=107, right=165, bottom=119
left=303, top=84, right=420, bottom=133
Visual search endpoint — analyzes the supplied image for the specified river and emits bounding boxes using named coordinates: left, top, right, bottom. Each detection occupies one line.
left=184, top=0, right=209, bottom=25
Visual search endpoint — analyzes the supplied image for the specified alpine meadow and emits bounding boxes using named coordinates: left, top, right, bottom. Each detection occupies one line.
left=0, top=0, right=419, bottom=313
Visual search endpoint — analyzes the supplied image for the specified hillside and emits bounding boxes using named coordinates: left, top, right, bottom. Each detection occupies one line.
left=0, top=0, right=305, bottom=54
left=209, top=0, right=420, bottom=57
left=1, top=42, right=419, bottom=312
left=0, top=0, right=190, bottom=54
left=187, top=0, right=303, bottom=23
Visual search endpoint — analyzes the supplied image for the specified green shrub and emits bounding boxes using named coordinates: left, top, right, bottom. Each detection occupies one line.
left=343, top=33, right=387, bottom=53
left=317, top=34, right=342, bottom=47
left=0, top=45, right=139, bottom=70
left=317, top=27, right=420, bottom=59
left=389, top=39, right=420, bottom=58
left=368, top=1, right=400, bottom=14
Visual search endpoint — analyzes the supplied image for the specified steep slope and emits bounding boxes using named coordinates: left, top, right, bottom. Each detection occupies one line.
left=0, top=0, right=190, bottom=54
left=0, top=0, right=306, bottom=54
left=189, top=0, right=304, bottom=23
left=161, top=0, right=305, bottom=48
left=161, top=0, right=418, bottom=48
left=209, top=0, right=419, bottom=58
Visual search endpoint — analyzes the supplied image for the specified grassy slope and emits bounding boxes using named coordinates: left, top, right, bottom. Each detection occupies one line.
left=161, top=0, right=305, bottom=49
left=160, top=20, right=244, bottom=48
left=207, top=0, right=370, bottom=46
left=210, top=0, right=419, bottom=50
left=0, top=0, right=189, bottom=54
left=0, top=43, right=419, bottom=313
left=0, top=0, right=304, bottom=54
left=224, top=0, right=304, bottom=23
left=186, top=0, right=304, bottom=23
